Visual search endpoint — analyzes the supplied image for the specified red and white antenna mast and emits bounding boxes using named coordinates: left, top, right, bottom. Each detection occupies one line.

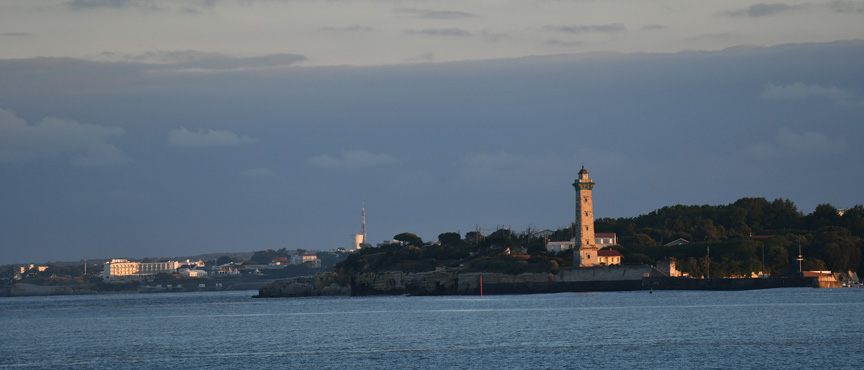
left=361, top=203, right=367, bottom=245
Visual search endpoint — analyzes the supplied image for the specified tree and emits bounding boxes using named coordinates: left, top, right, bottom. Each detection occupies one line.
left=841, top=205, right=864, bottom=237
left=216, top=255, right=234, bottom=265
left=694, top=219, right=721, bottom=241
left=813, top=227, right=861, bottom=272
left=250, top=249, right=278, bottom=264
left=438, top=232, right=462, bottom=246
left=806, top=203, right=841, bottom=230
left=465, top=231, right=483, bottom=245
left=393, top=232, right=423, bottom=246
left=631, top=233, right=658, bottom=247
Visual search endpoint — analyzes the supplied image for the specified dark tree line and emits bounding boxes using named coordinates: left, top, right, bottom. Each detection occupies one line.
left=594, top=198, right=863, bottom=277
left=336, top=198, right=863, bottom=278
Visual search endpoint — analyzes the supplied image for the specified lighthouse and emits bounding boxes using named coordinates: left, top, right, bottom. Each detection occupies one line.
left=573, top=166, right=599, bottom=267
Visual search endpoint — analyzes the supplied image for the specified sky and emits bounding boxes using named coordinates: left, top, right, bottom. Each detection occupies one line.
left=1, top=0, right=863, bottom=265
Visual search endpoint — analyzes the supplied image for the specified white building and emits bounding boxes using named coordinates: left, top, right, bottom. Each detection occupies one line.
left=102, top=259, right=182, bottom=280
left=547, top=233, right=618, bottom=253
left=180, top=269, right=208, bottom=278
left=595, top=233, right=617, bottom=246
left=547, top=240, right=576, bottom=253
left=290, top=253, right=322, bottom=267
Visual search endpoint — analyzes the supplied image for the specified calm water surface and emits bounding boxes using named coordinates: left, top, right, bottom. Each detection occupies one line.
left=2, top=288, right=863, bottom=369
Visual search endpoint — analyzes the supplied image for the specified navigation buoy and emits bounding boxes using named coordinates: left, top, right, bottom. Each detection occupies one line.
left=649, top=288, right=654, bottom=294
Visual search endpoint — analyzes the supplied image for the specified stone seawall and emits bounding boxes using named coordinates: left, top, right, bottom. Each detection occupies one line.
left=643, top=276, right=816, bottom=290
left=257, top=265, right=654, bottom=297
left=255, top=266, right=827, bottom=298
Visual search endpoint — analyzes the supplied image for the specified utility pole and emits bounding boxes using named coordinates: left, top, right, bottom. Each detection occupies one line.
left=797, top=241, right=803, bottom=274
left=361, top=203, right=367, bottom=245
left=706, top=246, right=710, bottom=279
left=761, top=243, right=765, bottom=276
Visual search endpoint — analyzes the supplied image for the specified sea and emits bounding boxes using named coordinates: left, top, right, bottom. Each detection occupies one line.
left=1, top=288, right=863, bottom=369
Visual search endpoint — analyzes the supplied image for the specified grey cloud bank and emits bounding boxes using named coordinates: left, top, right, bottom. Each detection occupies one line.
left=167, top=127, right=257, bottom=147
left=0, top=41, right=862, bottom=265
left=0, top=109, right=130, bottom=166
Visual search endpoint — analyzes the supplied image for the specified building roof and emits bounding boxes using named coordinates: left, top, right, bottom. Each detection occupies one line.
left=595, top=233, right=616, bottom=238
left=664, top=238, right=690, bottom=246
left=578, top=166, right=589, bottom=175
left=597, top=250, right=623, bottom=257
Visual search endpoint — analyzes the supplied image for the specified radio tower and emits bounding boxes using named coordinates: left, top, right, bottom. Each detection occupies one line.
left=361, top=203, right=367, bottom=245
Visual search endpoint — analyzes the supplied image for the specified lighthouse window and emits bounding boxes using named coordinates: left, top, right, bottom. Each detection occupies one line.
left=585, top=226, right=589, bottom=231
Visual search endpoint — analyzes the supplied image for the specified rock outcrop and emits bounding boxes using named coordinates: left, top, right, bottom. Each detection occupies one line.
left=256, top=271, right=350, bottom=297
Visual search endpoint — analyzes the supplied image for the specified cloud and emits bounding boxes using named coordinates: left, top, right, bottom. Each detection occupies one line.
left=543, top=24, right=626, bottom=34
left=546, top=39, right=585, bottom=47
left=166, top=127, right=257, bottom=147
left=394, top=8, right=478, bottom=19
left=404, top=52, right=435, bottom=62
left=0, top=108, right=130, bottom=166
left=66, top=0, right=161, bottom=10
left=101, top=50, right=307, bottom=70
left=460, top=152, right=568, bottom=183
left=682, top=32, right=741, bottom=44
left=479, top=30, right=507, bottom=43
left=404, top=28, right=473, bottom=37
left=830, top=0, right=864, bottom=13
left=306, top=150, right=399, bottom=169
left=242, top=167, right=275, bottom=177
left=319, top=25, right=377, bottom=33
left=745, top=128, right=849, bottom=159
left=641, top=25, right=667, bottom=31
left=65, top=0, right=217, bottom=12
left=724, top=3, right=803, bottom=17
left=759, top=82, right=856, bottom=101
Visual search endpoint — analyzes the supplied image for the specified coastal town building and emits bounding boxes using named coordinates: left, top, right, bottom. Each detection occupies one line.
left=546, top=233, right=619, bottom=253
left=180, top=269, right=208, bottom=278
left=19, top=265, right=48, bottom=274
left=595, top=233, right=617, bottom=246
left=291, top=253, right=322, bottom=267
left=597, top=250, right=623, bottom=265
left=664, top=238, right=689, bottom=247
left=573, top=166, right=599, bottom=267
left=102, top=259, right=182, bottom=281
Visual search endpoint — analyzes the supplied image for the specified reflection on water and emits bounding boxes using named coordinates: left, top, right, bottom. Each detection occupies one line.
left=2, top=289, right=863, bottom=369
